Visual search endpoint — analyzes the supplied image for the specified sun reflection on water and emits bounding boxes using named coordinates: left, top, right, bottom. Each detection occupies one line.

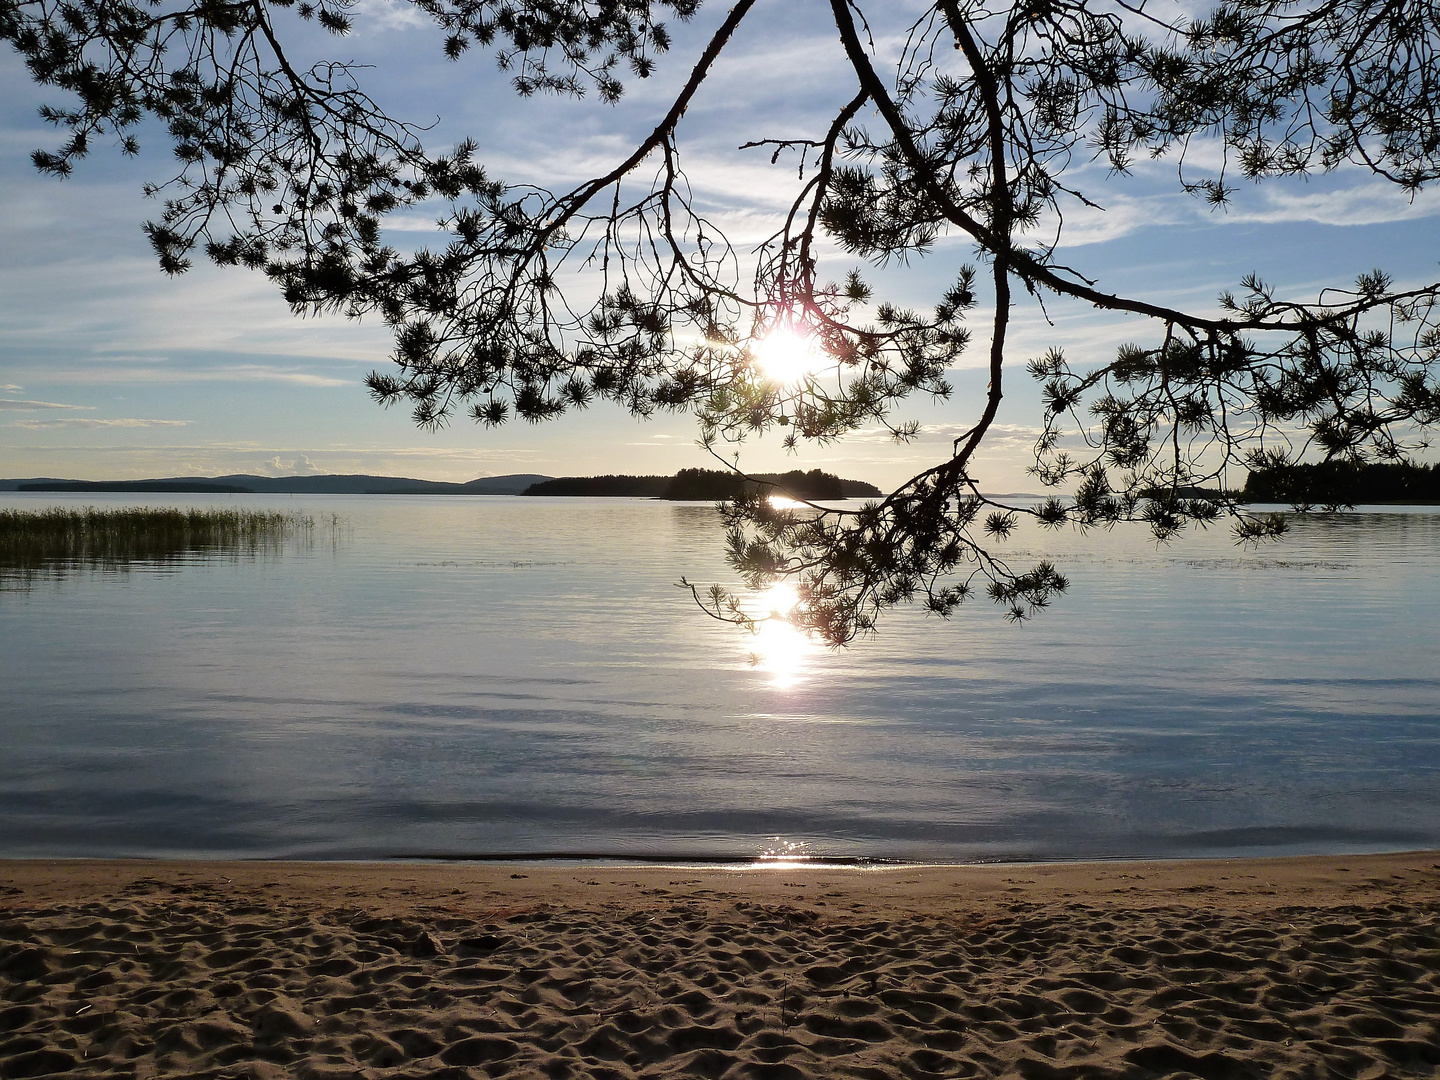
left=747, top=580, right=815, bottom=688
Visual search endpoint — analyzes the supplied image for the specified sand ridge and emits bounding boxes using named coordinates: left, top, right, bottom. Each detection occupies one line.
left=1, top=853, right=1438, bottom=1079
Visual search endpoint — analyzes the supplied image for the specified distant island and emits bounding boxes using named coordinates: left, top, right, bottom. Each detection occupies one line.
left=523, top=468, right=882, bottom=500
left=1243, top=461, right=1440, bottom=505
left=0, top=473, right=551, bottom=495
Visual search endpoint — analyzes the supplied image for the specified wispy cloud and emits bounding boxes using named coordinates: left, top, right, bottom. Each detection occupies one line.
left=842, top=421, right=1045, bottom=445
left=1006, top=149, right=1440, bottom=251
left=379, top=216, right=448, bottom=234
left=35, top=364, right=354, bottom=388
left=1230, top=179, right=1440, bottom=227
left=11, top=417, right=191, bottom=429
left=0, top=398, right=93, bottom=411
left=0, top=384, right=20, bottom=392
left=354, top=0, right=431, bottom=30
left=363, top=445, right=544, bottom=461
left=921, top=422, right=1044, bottom=442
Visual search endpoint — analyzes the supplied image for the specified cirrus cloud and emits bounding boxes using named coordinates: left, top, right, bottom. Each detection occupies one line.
left=0, top=397, right=94, bottom=411
left=11, top=417, right=191, bottom=429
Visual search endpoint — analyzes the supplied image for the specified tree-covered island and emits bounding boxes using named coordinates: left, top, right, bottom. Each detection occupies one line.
left=524, top=469, right=882, bottom=500
left=1243, top=461, right=1440, bottom=507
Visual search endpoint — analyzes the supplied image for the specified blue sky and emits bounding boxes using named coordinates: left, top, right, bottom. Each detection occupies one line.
left=2, top=0, right=1438, bottom=489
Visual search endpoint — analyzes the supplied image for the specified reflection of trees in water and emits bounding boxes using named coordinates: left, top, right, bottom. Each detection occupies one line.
left=0, top=507, right=338, bottom=588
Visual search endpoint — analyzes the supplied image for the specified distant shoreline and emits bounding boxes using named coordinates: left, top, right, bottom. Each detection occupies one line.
left=6, top=475, right=1438, bottom=504
left=0, top=468, right=885, bottom=500
left=0, top=472, right=550, bottom=496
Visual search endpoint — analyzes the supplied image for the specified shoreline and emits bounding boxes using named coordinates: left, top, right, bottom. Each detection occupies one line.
left=8, top=840, right=1437, bottom=868
left=5, top=848, right=1440, bottom=912
left=4, top=852, right=1438, bottom=1078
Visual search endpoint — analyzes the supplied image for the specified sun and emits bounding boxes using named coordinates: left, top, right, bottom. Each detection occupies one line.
left=753, top=324, right=825, bottom=386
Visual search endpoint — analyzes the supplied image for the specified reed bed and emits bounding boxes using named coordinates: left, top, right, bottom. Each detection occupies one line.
left=0, top=506, right=324, bottom=584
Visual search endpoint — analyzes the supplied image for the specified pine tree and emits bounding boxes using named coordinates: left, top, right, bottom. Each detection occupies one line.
left=6, top=0, right=1438, bottom=640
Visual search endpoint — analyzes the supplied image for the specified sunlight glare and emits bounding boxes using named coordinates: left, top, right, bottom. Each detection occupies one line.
left=764, top=580, right=799, bottom=615
left=748, top=580, right=814, bottom=688
left=754, top=325, right=824, bottom=386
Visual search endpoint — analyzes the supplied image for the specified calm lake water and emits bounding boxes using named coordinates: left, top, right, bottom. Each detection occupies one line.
left=2, top=493, right=1437, bottom=863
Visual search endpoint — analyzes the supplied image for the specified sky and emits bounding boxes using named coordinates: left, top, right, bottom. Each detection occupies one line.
left=2, top=0, right=1438, bottom=491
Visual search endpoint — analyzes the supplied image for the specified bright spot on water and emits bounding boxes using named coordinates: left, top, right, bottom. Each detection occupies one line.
left=756, top=837, right=812, bottom=867
left=749, top=581, right=814, bottom=689
left=753, top=324, right=825, bottom=386
left=764, top=580, right=799, bottom=615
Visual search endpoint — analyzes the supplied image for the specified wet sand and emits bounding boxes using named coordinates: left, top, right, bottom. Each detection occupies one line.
left=2, top=852, right=1438, bottom=1078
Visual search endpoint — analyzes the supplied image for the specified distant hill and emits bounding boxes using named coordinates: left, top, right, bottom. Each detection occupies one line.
left=1, top=473, right=552, bottom=495
left=524, top=468, right=882, bottom=500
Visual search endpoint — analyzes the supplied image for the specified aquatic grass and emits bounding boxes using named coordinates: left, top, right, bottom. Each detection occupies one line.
left=0, top=506, right=328, bottom=585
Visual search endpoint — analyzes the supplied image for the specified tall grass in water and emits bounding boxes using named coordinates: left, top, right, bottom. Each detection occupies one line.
left=0, top=506, right=324, bottom=585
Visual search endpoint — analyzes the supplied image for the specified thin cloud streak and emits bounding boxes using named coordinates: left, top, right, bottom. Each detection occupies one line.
left=1031, top=170, right=1440, bottom=251
left=0, top=398, right=93, bottom=411
left=11, top=417, right=191, bottom=429
left=30, top=364, right=355, bottom=388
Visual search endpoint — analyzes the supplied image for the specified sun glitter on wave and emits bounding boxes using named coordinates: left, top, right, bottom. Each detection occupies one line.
left=756, top=837, right=813, bottom=868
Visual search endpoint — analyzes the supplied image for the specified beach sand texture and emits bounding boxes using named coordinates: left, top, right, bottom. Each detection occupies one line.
left=2, top=853, right=1438, bottom=1079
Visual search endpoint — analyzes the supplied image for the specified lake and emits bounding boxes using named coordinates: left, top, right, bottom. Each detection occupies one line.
left=2, top=493, right=1437, bottom=863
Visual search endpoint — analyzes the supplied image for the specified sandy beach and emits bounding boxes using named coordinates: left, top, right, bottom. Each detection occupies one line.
left=2, top=852, right=1438, bottom=1079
